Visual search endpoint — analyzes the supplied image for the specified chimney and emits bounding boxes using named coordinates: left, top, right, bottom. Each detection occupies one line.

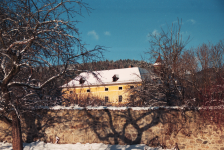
left=129, top=65, right=134, bottom=68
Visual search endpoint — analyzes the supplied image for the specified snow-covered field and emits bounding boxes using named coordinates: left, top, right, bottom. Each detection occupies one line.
left=0, top=142, right=170, bottom=150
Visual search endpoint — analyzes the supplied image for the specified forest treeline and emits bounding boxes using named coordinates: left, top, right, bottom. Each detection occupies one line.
left=75, top=59, right=152, bottom=71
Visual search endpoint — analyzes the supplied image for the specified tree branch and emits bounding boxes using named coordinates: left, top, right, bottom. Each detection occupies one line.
left=0, top=115, right=12, bottom=126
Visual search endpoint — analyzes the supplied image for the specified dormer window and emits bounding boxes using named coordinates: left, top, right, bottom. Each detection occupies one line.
left=79, top=77, right=85, bottom=84
left=112, top=74, right=119, bottom=82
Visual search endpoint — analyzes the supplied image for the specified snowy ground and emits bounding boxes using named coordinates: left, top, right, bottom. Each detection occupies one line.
left=0, top=142, right=170, bottom=150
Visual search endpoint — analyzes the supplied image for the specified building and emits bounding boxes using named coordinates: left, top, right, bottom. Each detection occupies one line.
left=61, top=67, right=149, bottom=105
left=153, top=54, right=163, bottom=75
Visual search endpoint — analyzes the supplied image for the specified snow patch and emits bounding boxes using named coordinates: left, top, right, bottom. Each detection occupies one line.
left=6, top=105, right=224, bottom=112
left=38, top=105, right=198, bottom=111
left=0, top=142, right=170, bottom=150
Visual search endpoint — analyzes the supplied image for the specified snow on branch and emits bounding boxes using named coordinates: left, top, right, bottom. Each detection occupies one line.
left=7, top=37, right=35, bottom=52
left=40, top=70, right=66, bottom=88
left=7, top=82, right=41, bottom=90
left=32, top=105, right=224, bottom=111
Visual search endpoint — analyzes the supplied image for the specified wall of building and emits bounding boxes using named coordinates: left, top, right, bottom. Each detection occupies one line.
left=62, top=83, right=138, bottom=104
left=1, top=108, right=224, bottom=150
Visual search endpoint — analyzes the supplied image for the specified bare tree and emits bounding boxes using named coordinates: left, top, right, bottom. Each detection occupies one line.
left=195, top=41, right=224, bottom=104
left=148, top=19, right=190, bottom=74
left=194, top=41, right=224, bottom=129
left=146, top=18, right=224, bottom=107
left=0, top=0, right=104, bottom=149
left=177, top=49, right=199, bottom=105
left=146, top=19, right=191, bottom=105
left=126, top=71, right=167, bottom=107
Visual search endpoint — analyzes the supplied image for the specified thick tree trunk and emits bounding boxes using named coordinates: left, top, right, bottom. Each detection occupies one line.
left=12, top=111, right=23, bottom=150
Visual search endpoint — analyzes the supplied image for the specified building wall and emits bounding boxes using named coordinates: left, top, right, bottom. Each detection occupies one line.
left=62, top=83, right=138, bottom=105
left=1, top=108, right=224, bottom=150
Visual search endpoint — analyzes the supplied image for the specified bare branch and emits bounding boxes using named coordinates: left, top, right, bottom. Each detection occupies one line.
left=0, top=115, right=12, bottom=125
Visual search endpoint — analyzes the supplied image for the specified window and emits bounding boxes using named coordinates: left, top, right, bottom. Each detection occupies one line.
left=87, top=97, right=90, bottom=101
left=87, top=89, right=90, bottom=92
left=119, top=95, right=122, bottom=102
left=79, top=77, right=85, bottom=84
left=119, top=86, right=122, bottom=90
left=105, top=96, right=109, bottom=103
left=130, top=95, right=135, bottom=106
left=105, top=87, right=108, bottom=91
left=112, top=74, right=119, bottom=82
left=130, top=95, right=134, bottom=101
left=130, top=86, right=134, bottom=89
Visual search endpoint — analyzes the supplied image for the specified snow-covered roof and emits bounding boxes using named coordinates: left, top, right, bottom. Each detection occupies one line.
left=62, top=67, right=149, bottom=88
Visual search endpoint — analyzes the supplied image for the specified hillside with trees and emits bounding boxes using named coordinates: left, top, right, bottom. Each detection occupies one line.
left=75, top=59, right=152, bottom=71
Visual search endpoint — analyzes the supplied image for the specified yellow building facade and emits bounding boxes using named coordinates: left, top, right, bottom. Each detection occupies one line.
left=62, top=67, right=149, bottom=105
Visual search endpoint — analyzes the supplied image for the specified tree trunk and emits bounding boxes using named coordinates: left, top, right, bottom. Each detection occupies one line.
left=12, top=111, right=23, bottom=150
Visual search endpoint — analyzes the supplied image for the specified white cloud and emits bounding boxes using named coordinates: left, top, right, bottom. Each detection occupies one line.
left=187, top=19, right=196, bottom=24
left=145, top=29, right=160, bottom=41
left=87, top=30, right=99, bottom=40
left=160, top=23, right=166, bottom=27
left=104, top=31, right=111, bottom=36
left=152, top=29, right=159, bottom=36
left=172, top=20, right=178, bottom=24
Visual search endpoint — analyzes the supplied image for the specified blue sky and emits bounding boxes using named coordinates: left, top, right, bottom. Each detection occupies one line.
left=76, top=0, right=224, bottom=62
